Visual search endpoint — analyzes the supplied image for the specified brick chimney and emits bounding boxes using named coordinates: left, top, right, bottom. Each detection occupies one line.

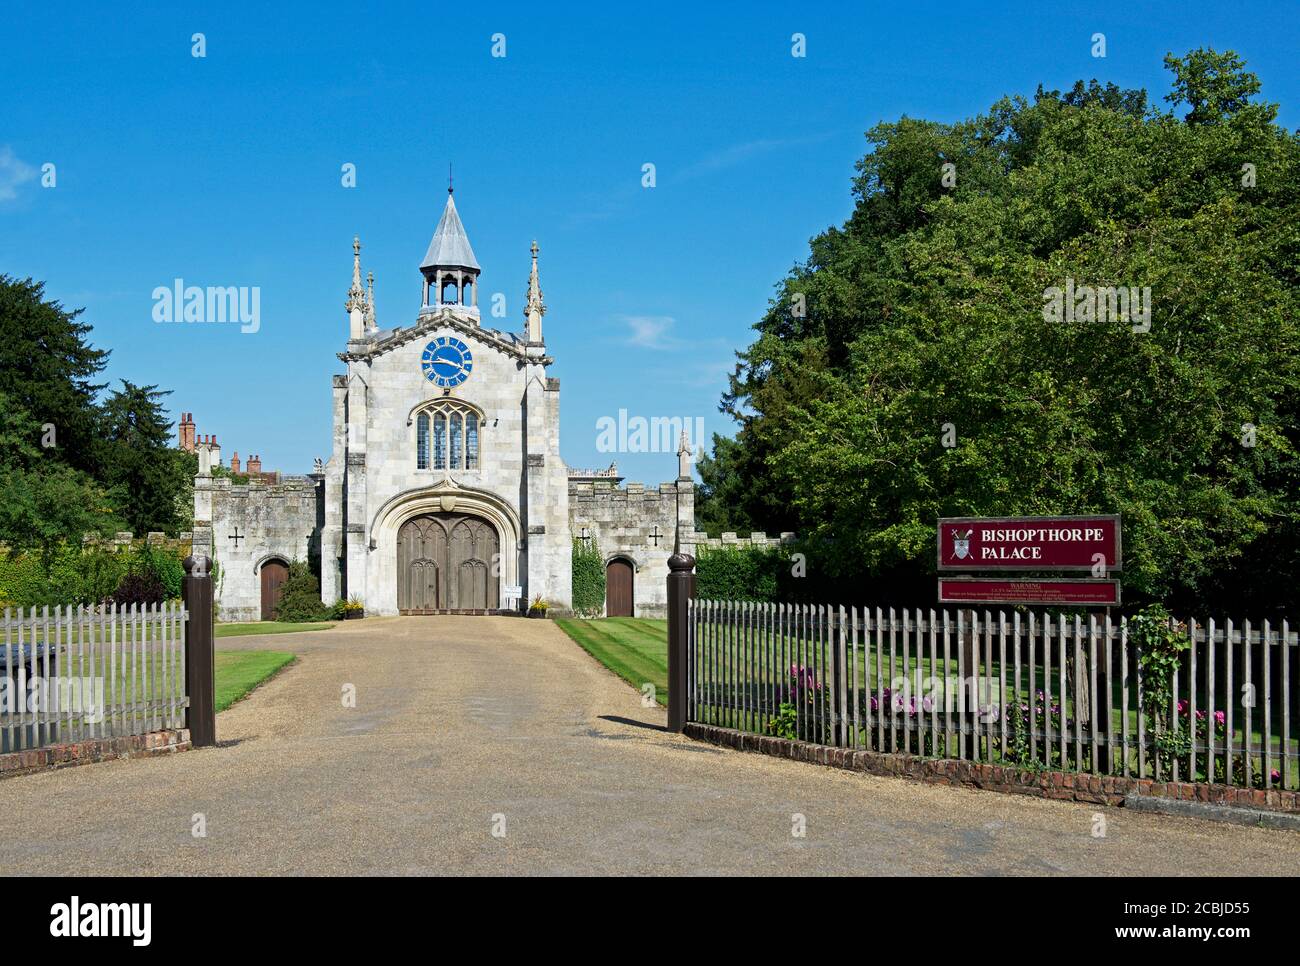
left=178, top=412, right=196, bottom=452
left=230, top=451, right=240, bottom=474
left=248, top=454, right=262, bottom=476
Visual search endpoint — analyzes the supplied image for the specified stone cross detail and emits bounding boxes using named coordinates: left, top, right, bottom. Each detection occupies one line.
left=228, top=526, right=245, bottom=549
left=579, top=527, right=592, bottom=547
left=648, top=525, right=663, bottom=547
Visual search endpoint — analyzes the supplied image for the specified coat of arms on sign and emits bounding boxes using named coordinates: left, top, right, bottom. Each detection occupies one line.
left=952, top=528, right=973, bottom=560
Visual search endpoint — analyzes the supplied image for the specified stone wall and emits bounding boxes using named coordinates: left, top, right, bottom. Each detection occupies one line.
left=569, top=477, right=694, bottom=618
left=77, top=531, right=193, bottom=554
left=193, top=474, right=323, bottom=622
left=687, top=530, right=797, bottom=551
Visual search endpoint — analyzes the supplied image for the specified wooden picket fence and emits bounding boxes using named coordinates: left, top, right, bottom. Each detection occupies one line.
left=1, top=604, right=189, bottom=754
left=687, top=601, right=1299, bottom=791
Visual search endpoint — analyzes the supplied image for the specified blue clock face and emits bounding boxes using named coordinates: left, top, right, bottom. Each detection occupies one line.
left=421, top=337, right=473, bottom=388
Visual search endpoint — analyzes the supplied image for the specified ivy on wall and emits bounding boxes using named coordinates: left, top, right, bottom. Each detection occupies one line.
left=571, top=538, right=606, bottom=617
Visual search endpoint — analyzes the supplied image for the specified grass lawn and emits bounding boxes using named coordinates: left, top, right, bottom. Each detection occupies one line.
left=215, top=621, right=336, bottom=638
left=554, top=617, right=668, bottom=705
left=215, top=650, right=296, bottom=711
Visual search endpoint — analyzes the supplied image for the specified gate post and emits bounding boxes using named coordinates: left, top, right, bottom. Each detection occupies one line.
left=666, top=550, right=696, bottom=732
left=182, top=555, right=217, bottom=748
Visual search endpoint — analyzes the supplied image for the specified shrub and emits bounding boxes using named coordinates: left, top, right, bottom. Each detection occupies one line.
left=274, top=561, right=331, bottom=622
left=107, top=570, right=167, bottom=608
left=131, top=544, right=183, bottom=599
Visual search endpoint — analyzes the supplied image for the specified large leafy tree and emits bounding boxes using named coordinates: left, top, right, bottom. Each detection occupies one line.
left=0, top=276, right=109, bottom=475
left=0, top=279, right=192, bottom=566
left=98, top=381, right=191, bottom=535
left=708, top=50, right=1300, bottom=612
left=0, top=391, right=121, bottom=571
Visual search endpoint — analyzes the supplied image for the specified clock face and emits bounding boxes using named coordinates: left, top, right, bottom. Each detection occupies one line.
left=421, top=336, right=473, bottom=388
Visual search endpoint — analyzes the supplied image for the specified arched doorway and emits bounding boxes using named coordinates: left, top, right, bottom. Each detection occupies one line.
left=605, top=558, right=634, bottom=617
left=260, top=558, right=289, bottom=620
left=397, top=512, right=500, bottom=613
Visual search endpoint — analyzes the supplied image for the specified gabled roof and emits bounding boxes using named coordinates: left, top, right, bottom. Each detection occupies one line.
left=337, top=308, right=551, bottom=367
left=420, top=191, right=480, bottom=272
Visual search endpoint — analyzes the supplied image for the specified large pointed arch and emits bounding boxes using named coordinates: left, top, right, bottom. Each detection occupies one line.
left=369, top=482, right=520, bottom=615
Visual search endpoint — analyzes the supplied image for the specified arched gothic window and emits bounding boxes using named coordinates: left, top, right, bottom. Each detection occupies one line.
left=414, top=400, right=483, bottom=471
left=416, top=412, right=430, bottom=469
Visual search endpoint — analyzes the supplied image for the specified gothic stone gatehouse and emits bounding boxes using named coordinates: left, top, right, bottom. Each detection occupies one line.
left=192, top=188, right=695, bottom=621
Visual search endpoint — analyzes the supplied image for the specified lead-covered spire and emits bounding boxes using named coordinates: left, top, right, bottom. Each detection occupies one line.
left=419, top=181, right=481, bottom=320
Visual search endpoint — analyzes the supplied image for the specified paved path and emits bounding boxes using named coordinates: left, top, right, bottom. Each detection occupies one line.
left=1, top=617, right=1296, bottom=875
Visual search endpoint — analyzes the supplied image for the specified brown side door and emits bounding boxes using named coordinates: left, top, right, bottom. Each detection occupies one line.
left=605, top=559, right=634, bottom=617
left=260, top=560, right=289, bottom=620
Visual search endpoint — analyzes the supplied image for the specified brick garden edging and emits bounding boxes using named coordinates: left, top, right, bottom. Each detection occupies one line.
left=0, top=729, right=191, bottom=780
left=683, top=722, right=1300, bottom=815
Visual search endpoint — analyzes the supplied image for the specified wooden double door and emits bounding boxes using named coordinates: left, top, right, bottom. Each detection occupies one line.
left=397, top=513, right=500, bottom=613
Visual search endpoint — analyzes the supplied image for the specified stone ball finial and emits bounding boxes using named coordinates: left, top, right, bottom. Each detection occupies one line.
left=183, top=554, right=211, bottom=577
left=667, top=551, right=696, bottom=573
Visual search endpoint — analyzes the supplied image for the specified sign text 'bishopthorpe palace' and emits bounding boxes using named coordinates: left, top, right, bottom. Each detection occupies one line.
left=937, top=515, right=1121, bottom=572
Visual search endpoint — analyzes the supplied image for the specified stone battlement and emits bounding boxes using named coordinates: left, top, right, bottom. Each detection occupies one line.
left=77, top=532, right=193, bottom=552
left=689, top=530, right=797, bottom=550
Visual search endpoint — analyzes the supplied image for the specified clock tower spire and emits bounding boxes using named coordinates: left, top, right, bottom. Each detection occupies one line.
left=419, top=178, right=481, bottom=321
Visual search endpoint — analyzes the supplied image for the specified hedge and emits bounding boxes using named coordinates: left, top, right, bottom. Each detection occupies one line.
left=696, top=544, right=798, bottom=603
left=0, top=542, right=189, bottom=609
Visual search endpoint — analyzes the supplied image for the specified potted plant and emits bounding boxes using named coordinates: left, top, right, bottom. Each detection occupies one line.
left=343, top=595, right=365, bottom=620
left=527, top=594, right=549, bottom=618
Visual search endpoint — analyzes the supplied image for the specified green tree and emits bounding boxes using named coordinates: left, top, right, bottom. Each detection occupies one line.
left=0, top=465, right=122, bottom=574
left=98, top=381, right=190, bottom=535
left=1164, top=48, right=1275, bottom=126
left=0, top=390, right=120, bottom=570
left=708, top=50, right=1300, bottom=613
left=0, top=276, right=109, bottom=476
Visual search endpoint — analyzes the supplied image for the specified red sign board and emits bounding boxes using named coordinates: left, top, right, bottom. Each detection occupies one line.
left=937, top=515, right=1121, bottom=573
left=938, top=578, right=1121, bottom=607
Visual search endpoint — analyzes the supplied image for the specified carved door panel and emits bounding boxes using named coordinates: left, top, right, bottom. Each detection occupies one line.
left=447, top=516, right=499, bottom=610
left=398, top=516, right=447, bottom=611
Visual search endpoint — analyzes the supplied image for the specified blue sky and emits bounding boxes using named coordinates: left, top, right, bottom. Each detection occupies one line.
left=2, top=1, right=1297, bottom=483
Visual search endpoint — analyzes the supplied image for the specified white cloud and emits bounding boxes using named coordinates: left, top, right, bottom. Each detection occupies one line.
left=0, top=146, right=37, bottom=202
left=620, top=314, right=680, bottom=350
left=676, top=133, right=831, bottom=183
